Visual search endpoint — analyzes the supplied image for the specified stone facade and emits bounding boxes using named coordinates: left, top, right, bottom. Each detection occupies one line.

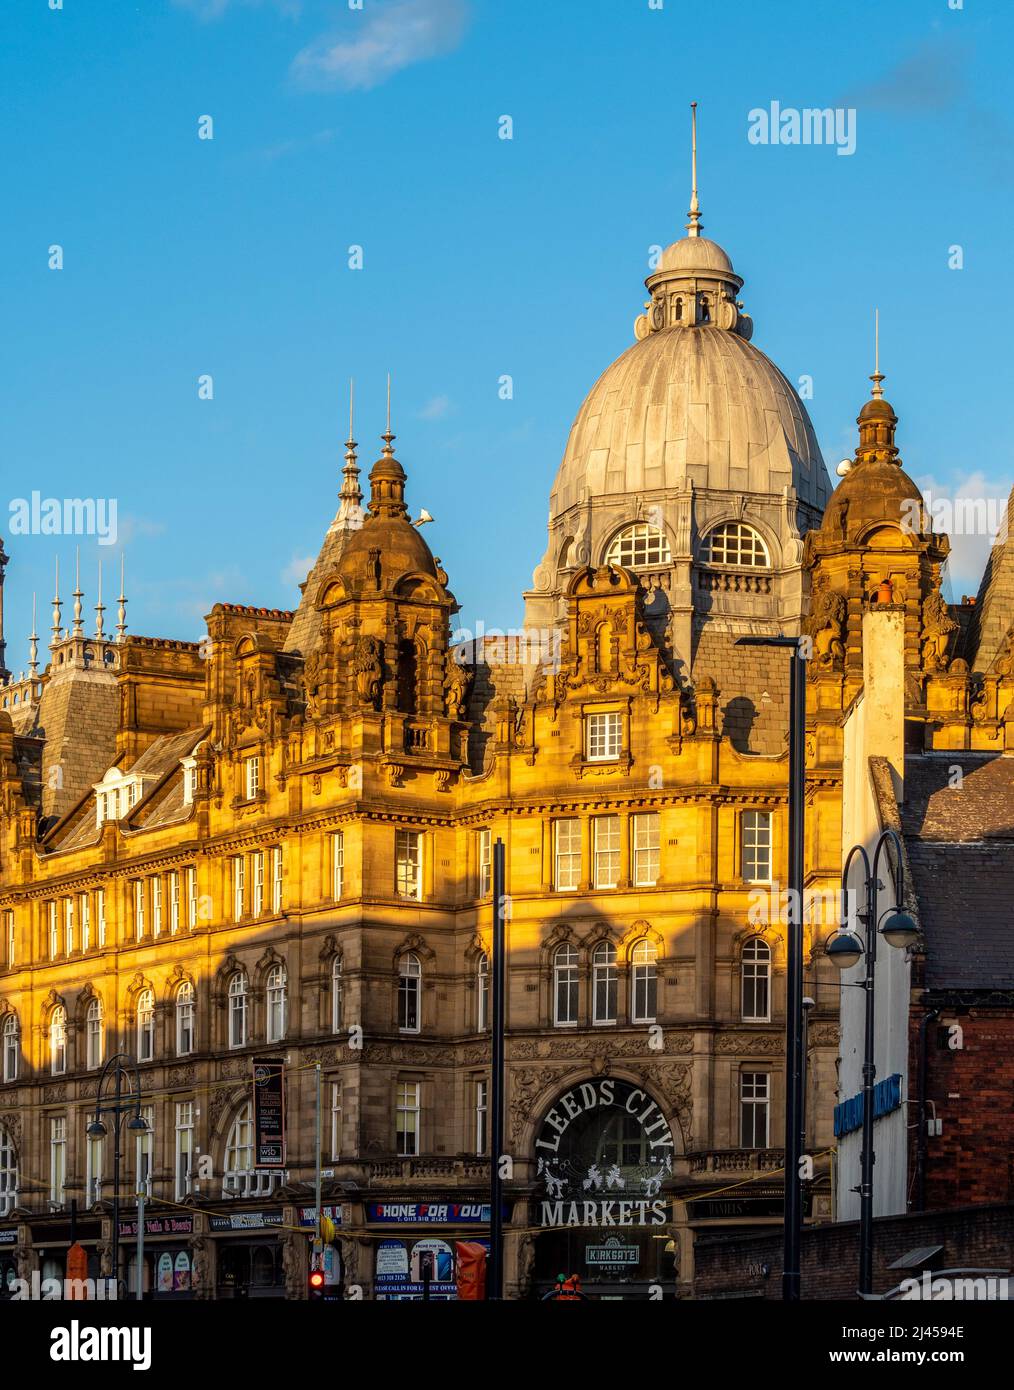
left=1, top=201, right=1012, bottom=1302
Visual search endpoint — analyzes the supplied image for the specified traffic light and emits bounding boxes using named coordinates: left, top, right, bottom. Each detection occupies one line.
left=308, top=1268, right=326, bottom=1301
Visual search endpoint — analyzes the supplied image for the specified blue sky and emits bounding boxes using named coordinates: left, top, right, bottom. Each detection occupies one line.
left=3, top=0, right=1012, bottom=665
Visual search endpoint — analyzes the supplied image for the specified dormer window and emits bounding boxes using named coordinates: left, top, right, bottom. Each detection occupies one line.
left=94, top=768, right=149, bottom=828
left=182, top=758, right=198, bottom=806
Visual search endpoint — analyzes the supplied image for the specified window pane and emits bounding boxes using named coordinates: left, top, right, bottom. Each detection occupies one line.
left=593, top=817, right=620, bottom=888
left=632, top=813, right=660, bottom=886
left=554, top=819, right=581, bottom=890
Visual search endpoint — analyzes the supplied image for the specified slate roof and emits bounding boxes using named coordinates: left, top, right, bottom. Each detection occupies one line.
left=899, top=753, right=1014, bottom=992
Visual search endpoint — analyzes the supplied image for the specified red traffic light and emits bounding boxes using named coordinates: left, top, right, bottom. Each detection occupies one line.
left=308, top=1269, right=325, bottom=1297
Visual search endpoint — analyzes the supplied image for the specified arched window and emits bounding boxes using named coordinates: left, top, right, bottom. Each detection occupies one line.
left=398, top=952, right=421, bottom=1034
left=136, top=990, right=155, bottom=1063
left=266, top=965, right=287, bottom=1044
left=229, top=973, right=248, bottom=1049
left=225, top=1101, right=254, bottom=1175
left=86, top=998, right=103, bottom=1071
left=0, top=1124, right=17, bottom=1216
left=331, top=957, right=343, bottom=1034
left=605, top=524, right=672, bottom=569
left=741, top=938, right=771, bottom=1022
left=50, top=1006, right=67, bottom=1075
left=630, top=939, right=658, bottom=1024
left=176, top=982, right=195, bottom=1056
left=553, top=944, right=579, bottom=1027
left=699, top=521, right=769, bottom=568
left=592, top=942, right=618, bottom=1025
left=2, top=1014, right=18, bottom=1084
left=476, top=954, right=489, bottom=1033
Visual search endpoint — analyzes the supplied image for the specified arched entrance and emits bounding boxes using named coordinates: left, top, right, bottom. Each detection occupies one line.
left=530, top=1077, right=678, bottom=1300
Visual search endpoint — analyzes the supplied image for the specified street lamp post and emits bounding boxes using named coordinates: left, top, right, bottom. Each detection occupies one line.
left=736, top=634, right=807, bottom=1301
left=86, top=1053, right=148, bottom=1295
left=827, top=829, right=919, bottom=1296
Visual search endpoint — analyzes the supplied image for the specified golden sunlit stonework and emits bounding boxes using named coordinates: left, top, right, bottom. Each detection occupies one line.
left=2, top=201, right=1013, bottom=1301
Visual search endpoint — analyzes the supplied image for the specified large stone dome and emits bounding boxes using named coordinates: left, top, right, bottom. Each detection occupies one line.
left=550, top=323, right=829, bottom=518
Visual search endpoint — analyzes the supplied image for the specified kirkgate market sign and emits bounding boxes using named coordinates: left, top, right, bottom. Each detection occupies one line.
left=534, top=1078, right=675, bottom=1228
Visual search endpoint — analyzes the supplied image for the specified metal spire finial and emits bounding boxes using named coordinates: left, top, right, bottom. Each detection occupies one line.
left=72, top=546, right=84, bottom=637
left=116, top=553, right=127, bottom=643
left=94, top=559, right=105, bottom=640
left=687, top=102, right=702, bottom=238
left=381, top=372, right=396, bottom=456
left=338, top=377, right=363, bottom=525
left=870, top=307, right=885, bottom=399
left=29, top=592, right=39, bottom=677
left=51, top=557, right=62, bottom=648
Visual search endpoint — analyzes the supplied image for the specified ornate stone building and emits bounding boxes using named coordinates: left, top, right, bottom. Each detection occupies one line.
left=1, top=169, right=1012, bottom=1301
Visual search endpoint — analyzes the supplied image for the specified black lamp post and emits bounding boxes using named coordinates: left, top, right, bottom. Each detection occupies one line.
left=86, top=1053, right=148, bottom=1291
left=735, top=634, right=807, bottom=1301
left=827, top=829, right=919, bottom=1296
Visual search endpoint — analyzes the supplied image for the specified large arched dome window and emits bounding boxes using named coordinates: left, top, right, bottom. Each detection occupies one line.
left=605, top=524, right=671, bottom=569
left=699, top=520, right=769, bottom=569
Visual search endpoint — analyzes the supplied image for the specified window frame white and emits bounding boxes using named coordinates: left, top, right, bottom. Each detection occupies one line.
left=477, top=828, right=492, bottom=897
left=231, top=856, right=245, bottom=921
left=398, top=952, right=421, bottom=1034
left=592, top=815, right=621, bottom=889
left=741, top=810, right=773, bottom=884
left=740, top=1071, right=771, bottom=1148
left=741, top=937, right=772, bottom=1023
left=50, top=1006, right=67, bottom=1076
left=630, top=939, right=658, bottom=1024
left=553, top=943, right=580, bottom=1027
left=2, top=1014, right=19, bottom=1083
left=252, top=850, right=265, bottom=918
left=266, top=963, right=287, bottom=1044
left=585, top=711, right=622, bottom=763
left=136, top=988, right=155, bottom=1064
left=86, top=997, right=103, bottom=1071
left=49, top=1115, right=66, bottom=1205
left=632, top=812, right=661, bottom=887
left=395, top=1080, right=421, bottom=1157
left=605, top=523, right=672, bottom=569
left=331, top=831, right=344, bottom=902
left=554, top=818, right=581, bottom=892
left=229, top=973, right=248, bottom=1049
left=176, top=982, right=195, bottom=1057
left=174, top=1100, right=194, bottom=1200
left=592, top=940, right=618, bottom=1025
left=395, top=829, right=423, bottom=901
left=331, top=956, right=343, bottom=1034
left=244, top=755, right=261, bottom=801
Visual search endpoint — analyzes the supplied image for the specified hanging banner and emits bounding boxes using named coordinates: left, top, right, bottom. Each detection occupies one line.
left=252, top=1057, right=286, bottom=1169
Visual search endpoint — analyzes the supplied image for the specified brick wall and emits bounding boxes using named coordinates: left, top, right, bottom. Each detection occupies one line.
left=910, top=1006, right=1014, bottom=1210
left=693, top=1203, right=1014, bottom=1299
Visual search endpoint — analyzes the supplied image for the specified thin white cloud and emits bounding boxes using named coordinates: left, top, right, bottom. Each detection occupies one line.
left=117, top=514, right=167, bottom=545
left=173, top=0, right=302, bottom=20
left=291, top=0, right=470, bottom=92
left=282, top=553, right=317, bottom=587
left=419, top=394, right=452, bottom=421
left=257, top=127, right=338, bottom=163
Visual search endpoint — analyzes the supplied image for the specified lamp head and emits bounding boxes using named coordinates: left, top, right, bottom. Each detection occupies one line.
left=86, top=1119, right=107, bottom=1138
left=880, top=909, right=919, bottom=951
left=126, top=1114, right=149, bottom=1133
left=827, top=931, right=864, bottom=970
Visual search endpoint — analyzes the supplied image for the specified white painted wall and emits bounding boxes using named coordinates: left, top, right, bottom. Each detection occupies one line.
left=835, top=608, right=910, bottom=1221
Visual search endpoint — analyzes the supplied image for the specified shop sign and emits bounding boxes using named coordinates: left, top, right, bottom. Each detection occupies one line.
left=534, top=1079, right=675, bottom=1228
left=586, top=1239, right=639, bottom=1266
left=157, top=1253, right=175, bottom=1294
left=0, top=1229, right=17, bottom=1246
left=297, top=1205, right=344, bottom=1228
left=374, top=1237, right=487, bottom=1300
left=834, top=1073, right=903, bottom=1138
left=118, top=1215, right=194, bottom=1238
left=252, top=1057, right=286, bottom=1168
left=173, top=1252, right=191, bottom=1292
left=367, top=1201, right=491, bottom=1225
left=208, top=1211, right=284, bottom=1232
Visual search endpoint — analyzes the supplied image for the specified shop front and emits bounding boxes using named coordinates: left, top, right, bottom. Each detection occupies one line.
left=367, top=1199, right=491, bottom=1300
left=0, top=1226, right=18, bottom=1299
left=118, top=1214, right=198, bottom=1300
left=530, top=1077, right=678, bottom=1300
left=210, top=1209, right=286, bottom=1299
